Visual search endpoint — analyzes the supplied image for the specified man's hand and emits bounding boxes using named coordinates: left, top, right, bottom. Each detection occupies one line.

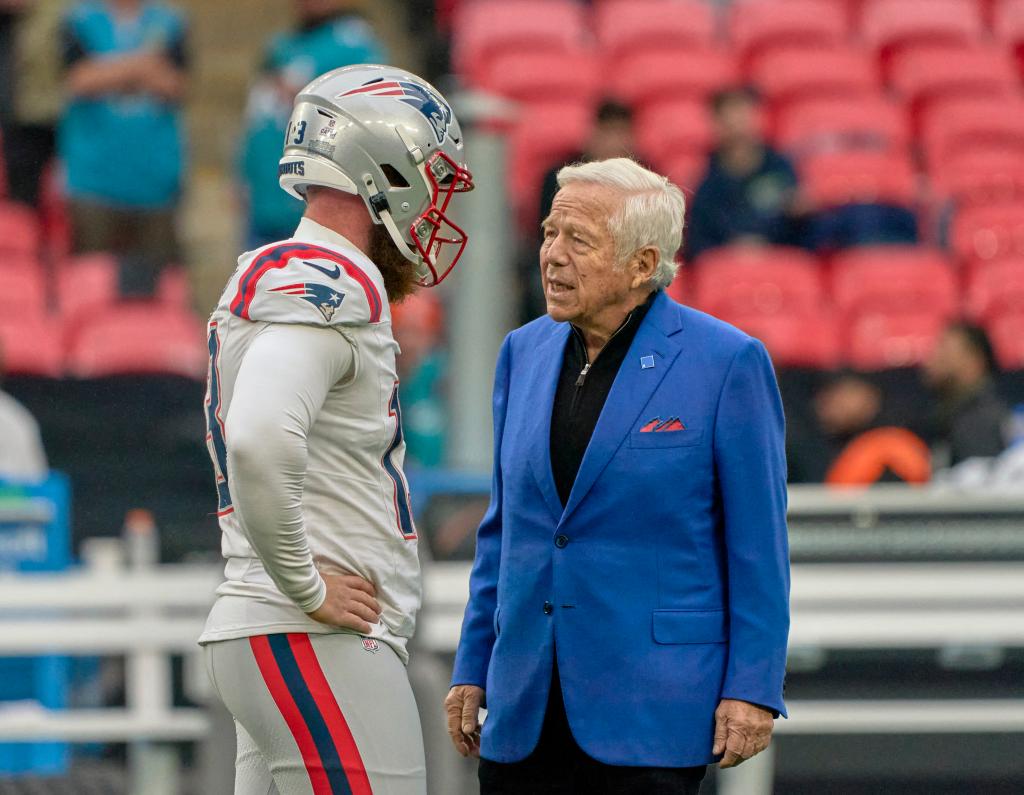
left=445, top=685, right=484, bottom=758
left=306, top=572, right=380, bottom=633
left=712, top=698, right=774, bottom=768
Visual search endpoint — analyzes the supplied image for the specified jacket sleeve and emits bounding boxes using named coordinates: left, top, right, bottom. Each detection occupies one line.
left=713, top=337, right=791, bottom=717
left=451, top=334, right=512, bottom=688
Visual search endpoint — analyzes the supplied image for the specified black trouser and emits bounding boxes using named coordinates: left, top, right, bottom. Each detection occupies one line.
left=479, top=668, right=707, bottom=795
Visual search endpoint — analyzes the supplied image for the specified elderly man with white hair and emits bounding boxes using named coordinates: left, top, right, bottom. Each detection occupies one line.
left=446, top=158, right=790, bottom=794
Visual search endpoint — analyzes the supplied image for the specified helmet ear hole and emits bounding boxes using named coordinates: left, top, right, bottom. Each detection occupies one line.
left=381, top=164, right=410, bottom=188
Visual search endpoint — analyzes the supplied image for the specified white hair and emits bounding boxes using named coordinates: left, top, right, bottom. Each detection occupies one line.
left=555, top=157, right=685, bottom=290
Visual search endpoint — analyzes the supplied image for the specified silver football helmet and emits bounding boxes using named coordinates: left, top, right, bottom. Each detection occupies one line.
left=279, top=64, right=474, bottom=287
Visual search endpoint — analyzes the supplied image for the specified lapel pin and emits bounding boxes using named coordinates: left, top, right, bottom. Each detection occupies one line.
left=640, top=355, right=655, bottom=369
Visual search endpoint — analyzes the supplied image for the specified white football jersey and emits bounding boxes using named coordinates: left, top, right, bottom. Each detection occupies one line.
left=198, top=218, right=420, bottom=663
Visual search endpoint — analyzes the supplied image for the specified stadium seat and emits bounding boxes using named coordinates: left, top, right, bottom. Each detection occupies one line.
left=0, top=200, right=41, bottom=257
left=995, top=0, right=1024, bottom=57
left=921, top=97, right=1024, bottom=169
left=987, top=311, right=1024, bottom=369
left=66, top=303, right=207, bottom=379
left=831, top=247, right=959, bottom=318
left=635, top=101, right=715, bottom=166
left=861, top=0, right=985, bottom=64
left=929, top=150, right=1024, bottom=207
left=0, top=314, right=63, bottom=376
left=478, top=49, right=601, bottom=104
left=720, top=309, right=843, bottom=368
left=729, top=0, right=849, bottom=64
left=889, top=45, right=1019, bottom=118
left=507, top=102, right=594, bottom=229
left=966, top=258, right=1024, bottom=321
left=801, top=150, right=918, bottom=208
left=846, top=310, right=947, bottom=369
left=692, top=246, right=825, bottom=316
left=749, top=46, right=879, bottom=108
left=773, top=95, right=910, bottom=155
left=951, top=201, right=1024, bottom=262
left=661, top=151, right=707, bottom=193
left=58, top=254, right=194, bottom=323
left=0, top=263, right=47, bottom=318
left=452, top=0, right=588, bottom=80
left=608, top=48, right=739, bottom=108
left=594, top=0, right=716, bottom=56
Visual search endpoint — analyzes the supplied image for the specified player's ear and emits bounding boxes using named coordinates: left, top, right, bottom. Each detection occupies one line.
left=630, top=246, right=658, bottom=289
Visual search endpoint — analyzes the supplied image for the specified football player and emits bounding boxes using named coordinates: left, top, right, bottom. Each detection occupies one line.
left=199, top=64, right=473, bottom=795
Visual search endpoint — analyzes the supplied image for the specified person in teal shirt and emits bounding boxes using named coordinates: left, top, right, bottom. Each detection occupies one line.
left=239, top=0, right=386, bottom=250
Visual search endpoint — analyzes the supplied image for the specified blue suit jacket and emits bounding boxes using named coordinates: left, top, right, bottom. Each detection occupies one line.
left=451, top=291, right=790, bottom=767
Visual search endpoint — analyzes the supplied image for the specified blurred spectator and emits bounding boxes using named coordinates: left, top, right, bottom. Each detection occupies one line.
left=537, top=100, right=636, bottom=224
left=0, top=343, right=48, bottom=480
left=923, top=322, right=1010, bottom=468
left=0, top=0, right=65, bottom=207
left=239, top=0, right=386, bottom=250
left=58, top=0, right=188, bottom=267
left=788, top=371, right=931, bottom=485
left=685, top=87, right=804, bottom=262
left=391, top=291, right=448, bottom=468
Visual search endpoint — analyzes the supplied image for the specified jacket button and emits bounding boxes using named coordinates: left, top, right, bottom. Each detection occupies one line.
left=554, top=534, right=569, bottom=548
left=543, top=601, right=553, bottom=615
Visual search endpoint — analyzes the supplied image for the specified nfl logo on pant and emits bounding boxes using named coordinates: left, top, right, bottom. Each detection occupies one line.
left=361, top=637, right=380, bottom=653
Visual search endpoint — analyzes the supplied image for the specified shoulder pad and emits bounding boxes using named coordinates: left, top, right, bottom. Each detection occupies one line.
left=229, top=242, right=385, bottom=327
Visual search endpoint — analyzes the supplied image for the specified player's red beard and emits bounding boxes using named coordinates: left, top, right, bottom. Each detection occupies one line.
left=369, top=224, right=420, bottom=303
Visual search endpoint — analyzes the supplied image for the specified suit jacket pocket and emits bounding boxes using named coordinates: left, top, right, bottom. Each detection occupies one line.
left=629, top=429, right=704, bottom=449
left=652, top=608, right=727, bottom=644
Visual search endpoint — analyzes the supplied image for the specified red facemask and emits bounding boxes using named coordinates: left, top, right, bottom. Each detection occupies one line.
left=409, top=151, right=475, bottom=287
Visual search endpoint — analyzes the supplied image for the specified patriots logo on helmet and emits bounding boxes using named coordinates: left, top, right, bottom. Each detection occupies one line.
left=269, top=282, right=345, bottom=322
left=338, top=77, right=453, bottom=144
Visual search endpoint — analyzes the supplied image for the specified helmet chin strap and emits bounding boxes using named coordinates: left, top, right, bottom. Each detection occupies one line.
left=361, top=173, right=430, bottom=281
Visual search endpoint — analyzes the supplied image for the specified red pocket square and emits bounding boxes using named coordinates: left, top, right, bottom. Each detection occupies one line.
left=639, top=417, right=686, bottom=433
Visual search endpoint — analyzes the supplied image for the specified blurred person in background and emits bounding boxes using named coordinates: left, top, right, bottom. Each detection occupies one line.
left=788, top=371, right=930, bottom=485
left=239, top=0, right=386, bottom=250
left=58, top=0, right=188, bottom=267
left=391, top=291, right=448, bottom=468
left=685, top=87, right=804, bottom=262
left=923, top=322, right=1010, bottom=468
left=0, top=343, right=48, bottom=480
left=0, top=0, right=65, bottom=207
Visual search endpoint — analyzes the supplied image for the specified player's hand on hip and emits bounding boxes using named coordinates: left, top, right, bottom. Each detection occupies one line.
left=305, top=572, right=381, bottom=634
left=712, top=698, right=774, bottom=768
left=445, top=685, right=484, bottom=758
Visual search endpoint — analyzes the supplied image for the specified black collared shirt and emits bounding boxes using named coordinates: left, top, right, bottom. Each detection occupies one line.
left=550, top=292, right=657, bottom=507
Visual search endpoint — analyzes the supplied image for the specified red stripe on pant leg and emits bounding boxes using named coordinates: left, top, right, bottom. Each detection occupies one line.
left=287, top=634, right=373, bottom=795
left=250, top=635, right=335, bottom=795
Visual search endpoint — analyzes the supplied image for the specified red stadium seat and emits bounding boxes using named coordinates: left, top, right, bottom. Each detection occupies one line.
left=801, top=150, right=918, bottom=208
left=692, top=246, right=825, bottom=316
left=987, top=311, right=1024, bottom=368
left=66, top=302, right=207, bottom=379
left=58, top=254, right=194, bottom=322
left=773, top=95, right=910, bottom=155
left=951, top=201, right=1024, bottom=262
left=929, top=150, right=1024, bottom=207
left=507, top=102, right=593, bottom=229
left=608, top=48, right=740, bottom=108
left=889, top=45, right=1019, bottom=117
left=729, top=0, right=849, bottom=64
left=662, top=151, right=707, bottom=193
left=749, top=46, right=879, bottom=108
left=477, top=50, right=600, bottom=104
left=831, top=247, right=959, bottom=317
left=846, top=310, right=947, bottom=369
left=0, top=314, right=63, bottom=377
left=0, top=263, right=47, bottom=318
left=862, top=0, right=984, bottom=62
left=995, top=0, right=1024, bottom=51
left=0, top=201, right=41, bottom=257
left=594, top=0, right=716, bottom=56
left=452, top=0, right=588, bottom=80
left=921, top=97, right=1024, bottom=169
left=721, top=309, right=843, bottom=368
left=966, top=258, right=1024, bottom=321
left=635, top=101, right=715, bottom=166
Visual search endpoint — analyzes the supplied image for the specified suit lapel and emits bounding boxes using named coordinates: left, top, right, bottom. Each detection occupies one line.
left=559, top=292, right=684, bottom=525
left=527, top=323, right=570, bottom=520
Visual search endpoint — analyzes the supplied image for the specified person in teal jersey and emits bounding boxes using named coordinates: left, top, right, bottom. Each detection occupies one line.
left=239, top=0, right=387, bottom=250
left=59, top=0, right=188, bottom=266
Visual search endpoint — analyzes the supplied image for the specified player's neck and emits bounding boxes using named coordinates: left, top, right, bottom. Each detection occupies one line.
left=304, top=193, right=372, bottom=256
